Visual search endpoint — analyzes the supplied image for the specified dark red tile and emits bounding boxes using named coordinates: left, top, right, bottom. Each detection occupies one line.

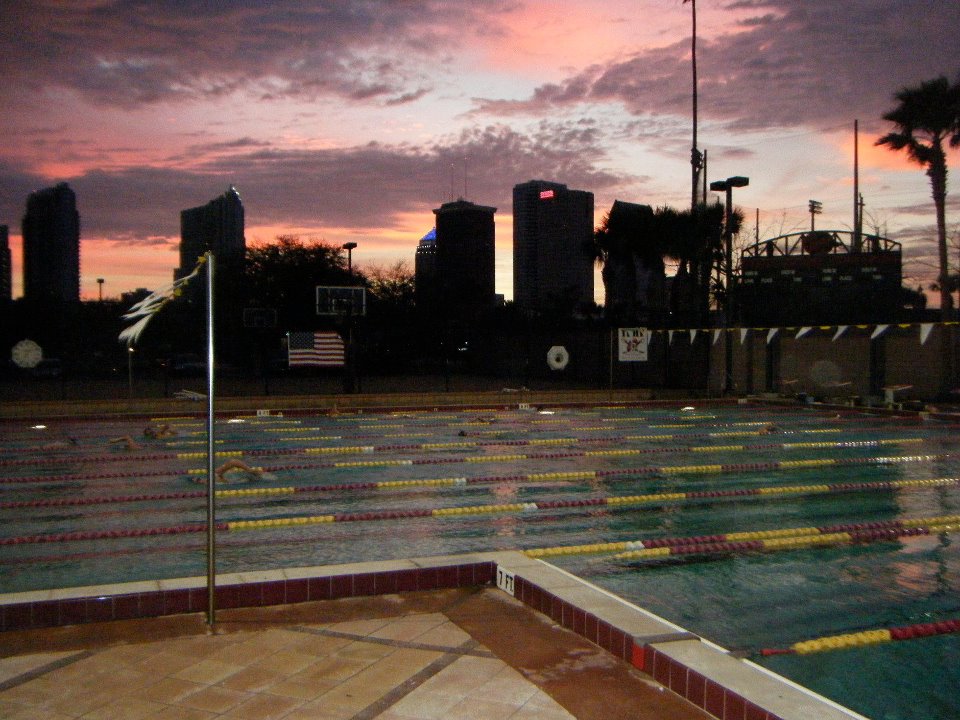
left=261, top=580, right=286, bottom=606
left=33, top=601, right=59, bottom=629
left=435, top=566, right=458, bottom=587
left=609, top=627, right=628, bottom=660
left=164, top=589, right=191, bottom=615
left=724, top=692, right=746, bottom=720
left=585, top=613, right=598, bottom=644
left=309, top=576, right=332, bottom=600
left=285, top=579, right=309, bottom=603
left=236, top=582, right=262, bottom=608
left=705, top=679, right=726, bottom=718
left=416, top=567, right=439, bottom=590
left=630, top=642, right=646, bottom=671
left=373, top=571, right=398, bottom=594
left=474, top=562, right=495, bottom=585
left=549, top=595, right=562, bottom=623
left=137, top=591, right=163, bottom=618
left=3, top=602, right=32, bottom=631
left=216, top=584, right=241, bottom=609
left=87, top=597, right=114, bottom=623
left=60, top=598, right=87, bottom=625
left=598, top=621, right=612, bottom=652
left=672, top=658, right=691, bottom=695
left=687, top=669, right=707, bottom=708
left=395, top=569, right=418, bottom=592
left=189, top=587, right=208, bottom=612
left=745, top=700, right=769, bottom=720
left=651, top=650, right=671, bottom=685
left=113, top=594, right=140, bottom=620
left=329, top=574, right=352, bottom=598
left=353, top=573, right=375, bottom=596
left=573, top=607, right=586, bottom=635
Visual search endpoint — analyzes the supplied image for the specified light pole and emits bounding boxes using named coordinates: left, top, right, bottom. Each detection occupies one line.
left=709, top=175, right=749, bottom=394
left=342, top=242, right=357, bottom=277
left=808, top=200, right=822, bottom=231
left=97, top=278, right=104, bottom=302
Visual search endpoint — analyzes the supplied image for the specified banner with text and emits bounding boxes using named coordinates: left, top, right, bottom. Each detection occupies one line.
left=618, top=327, right=650, bottom=362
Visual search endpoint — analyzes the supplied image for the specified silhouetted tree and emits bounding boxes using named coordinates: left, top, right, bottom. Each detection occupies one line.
left=876, top=76, right=960, bottom=318
left=244, top=235, right=357, bottom=329
left=593, top=201, right=734, bottom=327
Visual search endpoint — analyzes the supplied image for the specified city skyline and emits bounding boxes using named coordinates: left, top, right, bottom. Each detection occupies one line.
left=1, top=1, right=959, bottom=303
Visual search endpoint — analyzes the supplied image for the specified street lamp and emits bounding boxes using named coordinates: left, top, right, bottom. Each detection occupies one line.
left=709, top=175, right=749, bottom=394
left=342, top=242, right=357, bottom=277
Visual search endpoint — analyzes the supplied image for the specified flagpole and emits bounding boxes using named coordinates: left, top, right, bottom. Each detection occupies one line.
left=205, top=252, right=217, bottom=628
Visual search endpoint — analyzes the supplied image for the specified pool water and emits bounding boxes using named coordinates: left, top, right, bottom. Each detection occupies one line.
left=1, top=403, right=958, bottom=719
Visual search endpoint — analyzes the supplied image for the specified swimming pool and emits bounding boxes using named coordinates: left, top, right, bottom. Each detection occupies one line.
left=1, top=402, right=958, bottom=719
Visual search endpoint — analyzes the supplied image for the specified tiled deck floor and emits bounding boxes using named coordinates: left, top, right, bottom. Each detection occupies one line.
left=0, top=587, right=709, bottom=720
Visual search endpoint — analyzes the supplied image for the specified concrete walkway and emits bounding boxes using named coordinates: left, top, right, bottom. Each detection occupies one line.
left=0, top=587, right=710, bottom=720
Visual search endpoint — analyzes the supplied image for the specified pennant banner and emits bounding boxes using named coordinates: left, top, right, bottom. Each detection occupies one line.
left=795, top=327, right=812, bottom=339
left=832, top=325, right=848, bottom=342
left=740, top=328, right=749, bottom=345
left=713, top=329, right=722, bottom=345
left=767, top=328, right=779, bottom=344
left=920, top=323, right=934, bottom=345
left=870, top=324, right=889, bottom=340
left=690, top=329, right=698, bottom=344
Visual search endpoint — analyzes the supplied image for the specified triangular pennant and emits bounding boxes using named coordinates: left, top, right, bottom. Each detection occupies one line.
left=919, top=323, right=934, bottom=345
left=713, top=329, right=722, bottom=345
left=795, top=327, right=812, bottom=339
left=870, top=324, right=889, bottom=340
left=668, top=330, right=675, bottom=345
left=832, top=325, right=848, bottom=341
left=119, top=256, right=207, bottom=346
left=767, top=328, right=779, bottom=344
left=690, top=329, right=698, bottom=344
left=739, top=328, right=749, bottom=344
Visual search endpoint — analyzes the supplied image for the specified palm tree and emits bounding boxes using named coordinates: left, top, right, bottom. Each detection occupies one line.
left=876, top=76, right=960, bottom=317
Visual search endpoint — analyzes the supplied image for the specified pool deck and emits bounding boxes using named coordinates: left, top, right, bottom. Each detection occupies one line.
left=0, top=552, right=869, bottom=720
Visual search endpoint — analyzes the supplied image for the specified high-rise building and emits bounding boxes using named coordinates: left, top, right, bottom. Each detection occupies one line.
left=414, top=227, right=438, bottom=308
left=176, top=186, right=245, bottom=280
left=513, top=180, right=594, bottom=315
left=0, top=225, right=11, bottom=302
left=431, top=199, right=496, bottom=318
left=21, top=182, right=81, bottom=304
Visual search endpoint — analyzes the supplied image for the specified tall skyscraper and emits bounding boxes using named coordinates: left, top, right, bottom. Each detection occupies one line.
left=0, top=225, right=11, bottom=302
left=431, top=199, right=496, bottom=318
left=176, top=186, right=245, bottom=280
left=21, top=182, right=81, bottom=304
left=414, top=227, right=438, bottom=308
left=513, top=180, right=594, bottom=315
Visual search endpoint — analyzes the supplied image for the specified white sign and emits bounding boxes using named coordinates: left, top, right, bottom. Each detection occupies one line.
left=496, top=567, right=515, bottom=596
left=618, top=327, right=650, bottom=362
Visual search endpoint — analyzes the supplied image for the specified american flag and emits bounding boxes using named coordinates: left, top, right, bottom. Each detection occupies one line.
left=288, top=331, right=345, bottom=367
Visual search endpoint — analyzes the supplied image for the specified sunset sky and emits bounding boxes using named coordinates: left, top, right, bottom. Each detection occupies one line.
left=2, top=1, right=959, bottom=303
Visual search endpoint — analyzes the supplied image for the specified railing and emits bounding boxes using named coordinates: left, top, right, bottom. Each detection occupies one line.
left=742, top=230, right=901, bottom=259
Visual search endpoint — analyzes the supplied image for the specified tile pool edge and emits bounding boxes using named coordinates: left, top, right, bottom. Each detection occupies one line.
left=0, top=552, right=868, bottom=720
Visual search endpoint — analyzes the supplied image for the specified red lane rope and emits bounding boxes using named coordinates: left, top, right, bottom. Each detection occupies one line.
left=0, top=522, right=229, bottom=545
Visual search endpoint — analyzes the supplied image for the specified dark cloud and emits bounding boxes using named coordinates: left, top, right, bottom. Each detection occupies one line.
left=0, top=122, right=629, bottom=242
left=475, top=0, right=960, bottom=132
left=0, top=0, right=514, bottom=108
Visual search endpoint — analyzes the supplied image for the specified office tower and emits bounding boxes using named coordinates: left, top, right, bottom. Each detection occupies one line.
left=513, top=180, right=594, bottom=315
left=176, top=186, right=245, bottom=280
left=0, top=225, right=10, bottom=302
left=414, top=227, right=438, bottom=308
left=432, top=199, right=496, bottom=318
left=21, top=182, right=81, bottom=304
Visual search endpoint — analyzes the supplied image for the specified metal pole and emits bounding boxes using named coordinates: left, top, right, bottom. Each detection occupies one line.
left=690, top=0, right=699, bottom=211
left=724, top=186, right=733, bottom=394
left=205, top=252, right=217, bottom=628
